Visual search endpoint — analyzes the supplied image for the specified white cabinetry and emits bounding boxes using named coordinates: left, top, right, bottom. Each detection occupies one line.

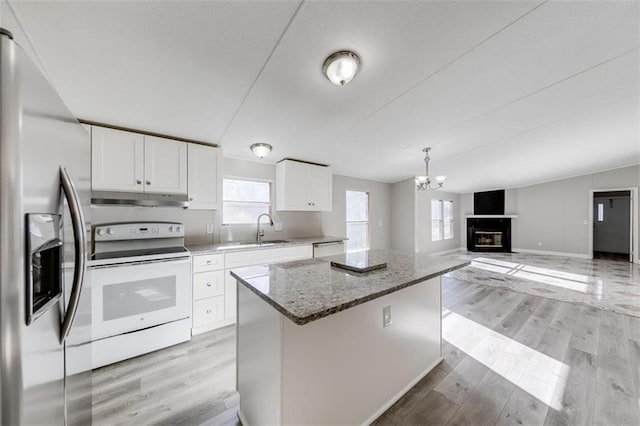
left=143, top=135, right=187, bottom=194
left=91, top=126, right=188, bottom=195
left=276, top=160, right=332, bottom=211
left=191, top=245, right=313, bottom=335
left=91, top=126, right=144, bottom=192
left=187, top=144, right=222, bottom=210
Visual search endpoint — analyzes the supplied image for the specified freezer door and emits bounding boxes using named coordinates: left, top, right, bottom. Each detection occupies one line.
left=0, top=30, right=92, bottom=425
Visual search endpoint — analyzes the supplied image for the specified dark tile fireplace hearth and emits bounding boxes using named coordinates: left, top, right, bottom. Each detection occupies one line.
left=467, top=218, right=512, bottom=253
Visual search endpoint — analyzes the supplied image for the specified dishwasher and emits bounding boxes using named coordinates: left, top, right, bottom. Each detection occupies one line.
left=313, top=241, right=346, bottom=257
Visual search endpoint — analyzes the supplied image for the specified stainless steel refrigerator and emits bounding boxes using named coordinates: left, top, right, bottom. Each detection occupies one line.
left=0, top=28, right=92, bottom=425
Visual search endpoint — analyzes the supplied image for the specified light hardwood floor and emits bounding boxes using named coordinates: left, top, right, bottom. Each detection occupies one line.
left=92, top=274, right=640, bottom=425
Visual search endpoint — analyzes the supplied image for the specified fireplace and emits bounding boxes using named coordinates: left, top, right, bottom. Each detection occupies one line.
left=467, top=218, right=512, bottom=253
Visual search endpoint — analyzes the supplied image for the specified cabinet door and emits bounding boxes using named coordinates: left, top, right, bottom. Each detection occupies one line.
left=276, top=160, right=310, bottom=211
left=224, top=270, right=237, bottom=321
left=187, top=144, right=222, bottom=210
left=309, top=165, right=332, bottom=211
left=144, top=136, right=187, bottom=194
left=91, top=126, right=144, bottom=192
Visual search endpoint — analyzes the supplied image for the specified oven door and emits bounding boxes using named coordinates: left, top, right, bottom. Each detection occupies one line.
left=90, top=257, right=191, bottom=341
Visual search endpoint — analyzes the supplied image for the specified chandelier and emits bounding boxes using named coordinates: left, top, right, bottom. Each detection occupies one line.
left=415, top=147, right=445, bottom=191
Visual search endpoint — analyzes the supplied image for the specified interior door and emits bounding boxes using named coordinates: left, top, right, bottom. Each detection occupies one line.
left=593, top=192, right=631, bottom=260
left=144, top=135, right=188, bottom=194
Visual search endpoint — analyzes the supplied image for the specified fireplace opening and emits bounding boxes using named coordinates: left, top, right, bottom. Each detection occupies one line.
left=475, top=231, right=503, bottom=248
left=467, top=218, right=512, bottom=253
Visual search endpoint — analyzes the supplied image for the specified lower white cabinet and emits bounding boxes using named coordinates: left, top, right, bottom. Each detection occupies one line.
left=193, top=270, right=225, bottom=300
left=224, top=272, right=237, bottom=321
left=191, top=245, right=313, bottom=335
left=193, top=297, right=224, bottom=328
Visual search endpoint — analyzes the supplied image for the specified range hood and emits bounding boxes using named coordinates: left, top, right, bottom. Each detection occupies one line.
left=91, top=191, right=189, bottom=208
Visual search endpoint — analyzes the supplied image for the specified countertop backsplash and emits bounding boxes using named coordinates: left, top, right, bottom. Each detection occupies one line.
left=90, top=205, right=323, bottom=247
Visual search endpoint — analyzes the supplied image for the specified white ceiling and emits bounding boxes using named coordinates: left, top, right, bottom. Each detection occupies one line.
left=9, top=0, right=640, bottom=192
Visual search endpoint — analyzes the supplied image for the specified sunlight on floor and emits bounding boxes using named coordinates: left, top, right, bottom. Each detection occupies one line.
left=443, top=309, right=569, bottom=410
left=471, top=257, right=590, bottom=293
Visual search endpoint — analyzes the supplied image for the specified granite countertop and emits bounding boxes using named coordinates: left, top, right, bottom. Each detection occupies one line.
left=187, top=236, right=347, bottom=254
left=230, top=249, right=470, bottom=325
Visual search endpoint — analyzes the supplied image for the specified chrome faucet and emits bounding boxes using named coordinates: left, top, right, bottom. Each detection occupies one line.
left=256, top=213, right=274, bottom=242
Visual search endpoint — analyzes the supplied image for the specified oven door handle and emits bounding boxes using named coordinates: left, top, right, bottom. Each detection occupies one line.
left=60, top=167, right=87, bottom=344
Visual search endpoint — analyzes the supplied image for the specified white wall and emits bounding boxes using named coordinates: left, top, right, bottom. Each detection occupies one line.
left=92, top=157, right=324, bottom=246
left=415, top=190, right=461, bottom=254
left=459, top=165, right=640, bottom=257
left=92, top=158, right=396, bottom=247
left=390, top=179, right=416, bottom=252
left=320, top=175, right=391, bottom=250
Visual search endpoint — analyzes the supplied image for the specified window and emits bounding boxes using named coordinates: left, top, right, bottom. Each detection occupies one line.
left=597, top=203, right=604, bottom=222
left=222, top=178, right=270, bottom=224
left=346, top=191, right=369, bottom=252
left=432, top=199, right=454, bottom=241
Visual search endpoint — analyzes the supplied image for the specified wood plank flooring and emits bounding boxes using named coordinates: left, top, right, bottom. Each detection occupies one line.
left=91, top=325, right=239, bottom=426
left=92, top=273, right=640, bottom=425
left=375, top=277, right=640, bottom=426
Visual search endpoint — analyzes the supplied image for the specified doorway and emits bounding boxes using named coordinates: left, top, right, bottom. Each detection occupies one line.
left=593, top=190, right=632, bottom=262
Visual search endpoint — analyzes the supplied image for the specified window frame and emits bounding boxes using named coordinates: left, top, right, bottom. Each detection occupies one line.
left=431, top=199, right=454, bottom=242
left=345, top=190, right=370, bottom=253
left=222, top=177, right=272, bottom=225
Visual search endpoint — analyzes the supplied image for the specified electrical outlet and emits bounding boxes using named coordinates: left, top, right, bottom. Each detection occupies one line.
left=537, top=241, right=543, bottom=247
left=383, top=306, right=392, bottom=328
left=206, top=224, right=214, bottom=234
left=378, top=220, right=383, bottom=227
left=274, top=222, right=283, bottom=232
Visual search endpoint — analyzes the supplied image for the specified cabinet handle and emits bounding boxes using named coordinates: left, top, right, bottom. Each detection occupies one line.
left=136, top=180, right=142, bottom=185
left=206, top=309, right=212, bottom=314
left=206, top=282, right=212, bottom=287
left=206, top=260, right=212, bottom=265
left=146, top=181, right=151, bottom=185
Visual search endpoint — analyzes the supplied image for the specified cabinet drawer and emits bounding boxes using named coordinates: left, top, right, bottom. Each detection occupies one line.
left=192, top=253, right=224, bottom=272
left=193, top=297, right=224, bottom=328
left=224, top=245, right=313, bottom=269
left=193, top=270, right=225, bottom=300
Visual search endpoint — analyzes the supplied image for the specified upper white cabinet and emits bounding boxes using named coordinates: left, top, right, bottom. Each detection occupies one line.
left=143, top=135, right=187, bottom=195
left=187, top=144, right=222, bottom=210
left=276, top=159, right=332, bottom=211
left=91, top=126, right=222, bottom=206
left=91, top=126, right=144, bottom=193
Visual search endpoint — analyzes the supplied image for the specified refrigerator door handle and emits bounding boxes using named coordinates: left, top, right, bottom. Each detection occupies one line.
left=59, top=166, right=87, bottom=343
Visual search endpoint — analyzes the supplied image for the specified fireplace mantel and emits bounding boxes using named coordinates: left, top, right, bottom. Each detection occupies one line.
left=466, top=214, right=518, bottom=219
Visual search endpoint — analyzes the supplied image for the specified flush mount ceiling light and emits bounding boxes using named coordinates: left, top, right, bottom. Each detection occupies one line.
left=415, top=147, right=446, bottom=191
left=250, top=143, right=272, bottom=159
left=322, top=50, right=360, bottom=86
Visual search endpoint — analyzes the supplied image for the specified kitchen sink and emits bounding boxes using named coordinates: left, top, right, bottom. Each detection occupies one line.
left=216, top=240, right=290, bottom=251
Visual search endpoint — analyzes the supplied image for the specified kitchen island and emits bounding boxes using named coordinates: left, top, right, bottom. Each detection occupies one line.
left=230, top=249, right=469, bottom=426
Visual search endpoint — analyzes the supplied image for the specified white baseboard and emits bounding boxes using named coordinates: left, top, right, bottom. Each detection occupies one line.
left=237, top=410, right=249, bottom=426
left=431, top=247, right=466, bottom=256
left=362, top=356, right=444, bottom=426
left=511, top=247, right=591, bottom=259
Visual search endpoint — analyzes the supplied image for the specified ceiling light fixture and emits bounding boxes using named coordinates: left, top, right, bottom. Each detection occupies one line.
left=415, top=147, right=446, bottom=191
left=250, top=143, right=272, bottom=159
left=322, top=51, right=360, bottom=86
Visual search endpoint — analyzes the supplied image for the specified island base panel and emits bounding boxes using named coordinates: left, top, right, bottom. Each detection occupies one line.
left=237, top=277, right=442, bottom=425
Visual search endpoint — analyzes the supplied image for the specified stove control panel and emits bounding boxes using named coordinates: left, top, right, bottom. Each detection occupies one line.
left=94, top=222, right=185, bottom=241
